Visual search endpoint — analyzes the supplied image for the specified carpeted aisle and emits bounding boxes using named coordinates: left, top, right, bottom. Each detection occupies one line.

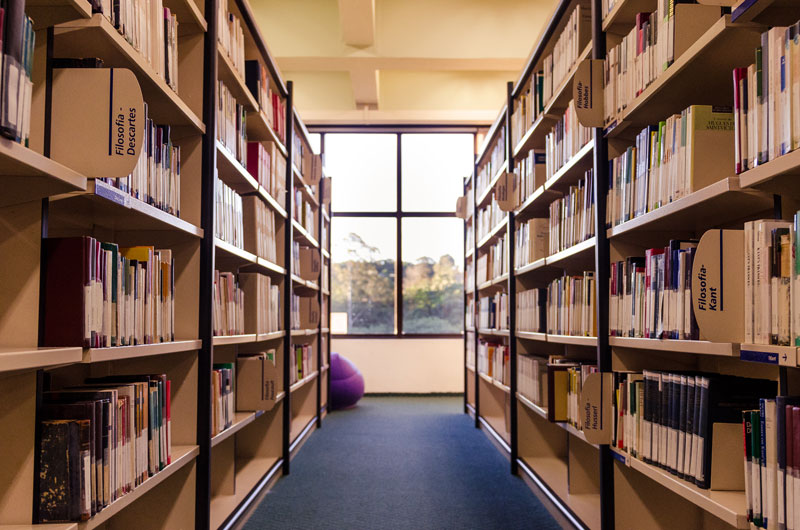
left=240, top=396, right=562, bottom=530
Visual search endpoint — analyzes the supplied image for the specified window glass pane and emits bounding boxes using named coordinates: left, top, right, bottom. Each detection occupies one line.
left=325, top=134, right=397, bottom=212
left=309, top=133, right=321, bottom=154
left=401, top=134, right=473, bottom=212
left=332, top=217, right=396, bottom=334
left=402, top=218, right=464, bottom=334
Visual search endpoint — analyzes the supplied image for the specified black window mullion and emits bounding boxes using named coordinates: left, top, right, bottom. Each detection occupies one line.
left=396, top=133, right=402, bottom=336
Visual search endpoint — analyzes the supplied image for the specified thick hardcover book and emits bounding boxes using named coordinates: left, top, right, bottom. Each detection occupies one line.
left=42, top=237, right=92, bottom=347
left=37, top=420, right=82, bottom=523
left=745, top=410, right=755, bottom=524
left=753, top=409, right=764, bottom=527
left=777, top=397, right=800, bottom=530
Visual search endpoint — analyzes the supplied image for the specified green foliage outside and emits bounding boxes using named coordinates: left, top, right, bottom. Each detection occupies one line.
left=332, top=232, right=463, bottom=334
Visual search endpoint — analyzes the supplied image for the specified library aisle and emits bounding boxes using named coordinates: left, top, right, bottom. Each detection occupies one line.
left=240, top=397, right=563, bottom=530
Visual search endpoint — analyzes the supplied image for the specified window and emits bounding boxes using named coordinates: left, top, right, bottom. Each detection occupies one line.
left=323, top=130, right=473, bottom=337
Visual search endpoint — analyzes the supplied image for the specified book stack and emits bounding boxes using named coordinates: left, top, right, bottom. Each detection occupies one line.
left=37, top=375, right=172, bottom=522
left=213, top=270, right=244, bottom=337
left=513, top=150, right=546, bottom=209
left=290, top=293, right=300, bottom=330
left=291, top=343, right=313, bottom=384
left=294, top=189, right=316, bottom=236
left=488, top=233, right=509, bottom=280
left=466, top=299, right=475, bottom=329
left=744, top=219, right=795, bottom=346
left=606, top=105, right=734, bottom=228
left=476, top=253, right=488, bottom=286
left=609, top=240, right=698, bottom=340
left=467, top=336, right=476, bottom=368
left=242, top=195, right=278, bottom=262
left=518, top=354, right=548, bottom=407
left=322, top=262, right=329, bottom=292
left=479, top=293, right=508, bottom=331
left=478, top=340, right=510, bottom=385
left=466, top=260, right=475, bottom=292
left=212, top=364, right=234, bottom=436
left=292, top=241, right=301, bottom=275
left=239, top=272, right=281, bottom=333
left=93, top=2, right=179, bottom=92
left=544, top=101, right=592, bottom=181
left=546, top=272, right=596, bottom=337
left=217, top=81, right=248, bottom=165
left=217, top=4, right=245, bottom=79
left=246, top=141, right=282, bottom=200
left=515, top=218, right=548, bottom=269
left=466, top=222, right=474, bottom=250
left=548, top=169, right=595, bottom=255
left=476, top=201, right=503, bottom=241
left=476, top=129, right=505, bottom=198
left=611, top=371, right=775, bottom=491
left=214, top=175, right=244, bottom=249
left=103, top=106, right=181, bottom=217
left=0, top=4, right=34, bottom=146
left=42, top=238, right=175, bottom=348
left=517, top=288, right=546, bottom=333
left=733, top=23, right=800, bottom=173
left=511, top=4, right=591, bottom=145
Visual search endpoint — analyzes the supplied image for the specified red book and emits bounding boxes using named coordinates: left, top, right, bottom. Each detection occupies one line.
left=246, top=142, right=262, bottom=184
left=43, top=237, right=94, bottom=347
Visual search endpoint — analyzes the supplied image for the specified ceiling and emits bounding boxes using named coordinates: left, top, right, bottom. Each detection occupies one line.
left=251, top=0, right=558, bottom=125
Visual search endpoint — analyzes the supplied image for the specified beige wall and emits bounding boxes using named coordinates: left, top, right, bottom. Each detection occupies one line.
left=331, top=338, right=464, bottom=393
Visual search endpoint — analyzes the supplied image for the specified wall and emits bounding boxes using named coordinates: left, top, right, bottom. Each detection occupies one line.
left=331, top=338, right=464, bottom=393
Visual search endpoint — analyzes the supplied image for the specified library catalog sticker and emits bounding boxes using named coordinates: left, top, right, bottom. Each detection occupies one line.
left=50, top=68, right=144, bottom=178
left=691, top=229, right=744, bottom=343
left=573, top=59, right=604, bottom=127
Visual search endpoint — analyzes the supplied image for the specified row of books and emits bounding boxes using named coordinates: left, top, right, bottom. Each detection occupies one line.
left=1, top=4, right=34, bottom=145
left=611, top=370, right=776, bottom=491
left=602, top=5, right=721, bottom=126
left=733, top=23, right=800, bottom=173
left=546, top=272, right=596, bottom=337
left=37, top=374, right=172, bottom=522
left=544, top=101, right=591, bottom=181
left=514, top=218, right=547, bottom=269
left=102, top=105, right=181, bottom=217
left=212, top=364, right=234, bottom=437
left=241, top=272, right=281, bottom=334
left=290, top=294, right=319, bottom=331
left=213, top=270, right=244, bottom=337
left=465, top=260, right=475, bottom=292
left=291, top=343, right=313, bottom=385
left=42, top=237, right=175, bottom=348
left=511, top=4, right=591, bottom=146
left=467, top=333, right=475, bottom=368
left=548, top=169, right=595, bottom=255
left=606, top=105, right=733, bottom=228
left=466, top=299, right=475, bottom=329
left=244, top=60, right=287, bottom=143
left=244, top=194, right=279, bottom=263
left=476, top=128, right=505, bottom=198
left=561, top=362, right=597, bottom=429
left=743, top=218, right=800, bottom=346
left=513, top=149, right=546, bottom=210
left=477, top=340, right=510, bottom=386
left=218, top=81, right=248, bottom=165
left=488, top=233, right=509, bottom=281
left=518, top=354, right=547, bottom=408
left=517, top=288, right=546, bottom=333
left=217, top=3, right=245, bottom=80
left=294, top=188, right=316, bottom=237
left=246, top=140, right=286, bottom=201
left=214, top=175, right=244, bottom=249
left=476, top=201, right=504, bottom=241
left=478, top=293, right=508, bottom=330
left=95, top=0, right=179, bottom=92
left=609, top=240, right=699, bottom=340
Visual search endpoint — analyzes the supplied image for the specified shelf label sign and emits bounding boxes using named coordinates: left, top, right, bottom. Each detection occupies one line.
left=495, top=171, right=516, bottom=212
left=691, top=229, right=744, bottom=343
left=580, top=372, right=613, bottom=445
left=573, top=59, right=605, bottom=127
left=51, top=68, right=144, bottom=178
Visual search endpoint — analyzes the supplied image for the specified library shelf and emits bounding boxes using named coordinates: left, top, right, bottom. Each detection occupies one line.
left=731, top=0, right=800, bottom=25
left=543, top=141, right=595, bottom=193
left=514, top=184, right=562, bottom=221
left=211, top=412, right=258, bottom=447
left=545, top=237, right=596, bottom=271
left=256, top=330, right=286, bottom=342
left=601, top=0, right=658, bottom=32
left=739, top=343, right=798, bottom=367
left=467, top=364, right=476, bottom=373
left=54, top=14, right=205, bottom=132
left=0, top=346, right=83, bottom=373
left=258, top=186, right=288, bottom=218
left=493, top=379, right=511, bottom=394
left=162, top=0, right=207, bottom=34
left=478, top=414, right=512, bottom=454
left=48, top=179, right=204, bottom=238
left=547, top=335, right=597, bottom=347
left=27, top=0, right=91, bottom=30
left=517, top=331, right=547, bottom=342
left=478, top=328, right=510, bottom=337
left=478, top=372, right=494, bottom=385
left=77, top=445, right=199, bottom=530
left=477, top=215, right=508, bottom=250
left=292, top=220, right=320, bottom=248
left=514, top=258, right=550, bottom=277
left=519, top=393, right=597, bottom=447
left=212, top=334, right=258, bottom=346
left=290, top=329, right=319, bottom=337
left=465, top=247, right=474, bottom=259
left=290, top=370, right=320, bottom=393
left=738, top=147, right=800, bottom=197
left=210, top=457, right=283, bottom=530
left=477, top=273, right=508, bottom=293
left=465, top=287, right=475, bottom=296
left=466, top=327, right=476, bottom=332
left=321, top=364, right=329, bottom=373
left=0, top=525, right=77, bottom=530
left=517, top=392, right=548, bottom=419
left=290, top=414, right=318, bottom=448
left=321, top=248, right=331, bottom=260
left=322, top=288, right=331, bottom=296
left=520, top=456, right=569, bottom=501
left=245, top=111, right=288, bottom=158
left=217, top=44, right=259, bottom=111
left=0, top=138, right=87, bottom=207
left=215, top=238, right=257, bottom=266
left=513, top=44, right=593, bottom=158
left=216, top=141, right=259, bottom=195
left=292, top=165, right=320, bottom=208
left=610, top=447, right=749, bottom=529
left=82, top=340, right=202, bottom=363
left=476, top=160, right=508, bottom=208
left=477, top=106, right=507, bottom=165
left=256, top=257, right=287, bottom=277
left=609, top=337, right=739, bottom=357
left=322, top=208, right=330, bottom=223
left=606, top=177, right=774, bottom=242
left=321, top=328, right=330, bottom=334
left=604, top=15, right=761, bottom=139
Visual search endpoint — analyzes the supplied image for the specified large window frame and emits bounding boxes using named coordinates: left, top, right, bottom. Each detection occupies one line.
left=314, top=126, right=477, bottom=339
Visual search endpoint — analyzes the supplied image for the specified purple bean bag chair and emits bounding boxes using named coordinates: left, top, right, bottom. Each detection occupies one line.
left=330, top=352, right=364, bottom=410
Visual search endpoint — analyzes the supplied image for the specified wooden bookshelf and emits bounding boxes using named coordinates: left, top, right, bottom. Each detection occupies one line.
left=0, top=347, right=83, bottom=373
left=543, top=140, right=595, bottom=193
left=27, top=0, right=92, bottom=30
left=82, top=340, right=202, bottom=363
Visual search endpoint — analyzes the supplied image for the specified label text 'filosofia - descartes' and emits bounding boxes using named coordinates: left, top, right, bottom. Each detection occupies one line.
left=115, top=107, right=136, bottom=156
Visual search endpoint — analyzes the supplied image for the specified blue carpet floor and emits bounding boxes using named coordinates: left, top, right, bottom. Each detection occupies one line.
left=241, top=396, right=563, bottom=530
